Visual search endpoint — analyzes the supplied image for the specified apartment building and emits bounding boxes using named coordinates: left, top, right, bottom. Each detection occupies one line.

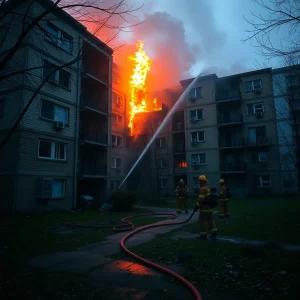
left=153, top=68, right=285, bottom=197
left=0, top=0, right=112, bottom=212
left=272, top=65, right=300, bottom=192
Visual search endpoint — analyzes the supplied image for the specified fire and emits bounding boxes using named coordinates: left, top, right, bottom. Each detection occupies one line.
left=128, top=41, right=160, bottom=135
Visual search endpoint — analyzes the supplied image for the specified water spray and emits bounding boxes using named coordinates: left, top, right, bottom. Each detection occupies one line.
left=118, top=74, right=202, bottom=189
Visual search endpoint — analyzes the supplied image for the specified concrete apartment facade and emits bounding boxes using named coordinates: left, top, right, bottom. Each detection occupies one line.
left=155, top=68, right=284, bottom=197
left=0, top=0, right=112, bottom=212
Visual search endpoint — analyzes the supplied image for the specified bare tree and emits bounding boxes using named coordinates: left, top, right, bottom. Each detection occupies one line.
left=243, top=0, right=300, bottom=61
left=272, top=56, right=300, bottom=191
left=0, top=0, right=141, bottom=151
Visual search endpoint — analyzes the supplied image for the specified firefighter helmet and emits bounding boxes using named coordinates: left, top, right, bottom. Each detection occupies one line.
left=179, top=179, right=184, bottom=183
left=219, top=179, right=225, bottom=184
left=198, top=175, right=207, bottom=181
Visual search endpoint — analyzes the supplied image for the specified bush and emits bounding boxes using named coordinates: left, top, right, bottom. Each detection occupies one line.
left=111, top=191, right=137, bottom=212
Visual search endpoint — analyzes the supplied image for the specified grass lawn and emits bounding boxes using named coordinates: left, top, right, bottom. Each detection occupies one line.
left=125, top=236, right=300, bottom=300
left=183, top=197, right=300, bottom=244
left=0, top=210, right=167, bottom=270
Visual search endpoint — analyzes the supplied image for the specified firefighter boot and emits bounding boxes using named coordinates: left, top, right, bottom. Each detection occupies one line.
left=209, top=231, right=218, bottom=239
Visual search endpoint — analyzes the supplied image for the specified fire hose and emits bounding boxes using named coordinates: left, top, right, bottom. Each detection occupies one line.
left=63, top=210, right=202, bottom=300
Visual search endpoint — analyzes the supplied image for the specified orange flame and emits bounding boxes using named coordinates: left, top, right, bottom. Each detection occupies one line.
left=128, top=41, right=160, bottom=135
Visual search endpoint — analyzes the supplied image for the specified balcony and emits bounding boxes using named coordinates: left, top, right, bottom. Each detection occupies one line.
left=80, top=163, right=107, bottom=178
left=218, top=112, right=243, bottom=126
left=220, top=163, right=246, bottom=173
left=79, top=131, right=107, bottom=146
left=216, top=90, right=241, bottom=103
left=80, top=97, right=108, bottom=115
left=173, top=144, right=185, bottom=153
left=246, top=136, right=269, bottom=147
left=219, top=137, right=245, bottom=149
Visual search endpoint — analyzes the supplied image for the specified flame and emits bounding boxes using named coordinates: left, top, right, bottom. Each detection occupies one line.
left=128, top=41, right=161, bottom=135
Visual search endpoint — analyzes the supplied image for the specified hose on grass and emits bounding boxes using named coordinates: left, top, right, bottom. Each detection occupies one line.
left=64, top=211, right=202, bottom=300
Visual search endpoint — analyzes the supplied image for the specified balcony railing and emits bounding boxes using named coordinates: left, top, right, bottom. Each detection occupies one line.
left=216, top=90, right=240, bottom=102
left=81, top=163, right=107, bottom=176
left=246, top=136, right=269, bottom=147
left=79, top=131, right=107, bottom=145
left=81, top=98, right=108, bottom=114
left=220, top=163, right=246, bottom=173
left=218, top=112, right=243, bottom=125
left=219, top=137, right=245, bottom=148
left=174, top=167, right=187, bottom=174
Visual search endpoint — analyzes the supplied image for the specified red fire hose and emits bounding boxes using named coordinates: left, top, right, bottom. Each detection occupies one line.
left=64, top=211, right=202, bottom=300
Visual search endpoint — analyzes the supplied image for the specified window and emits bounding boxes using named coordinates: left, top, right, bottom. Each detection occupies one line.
left=0, top=99, right=4, bottom=119
left=246, top=103, right=264, bottom=115
left=156, top=137, right=167, bottom=147
left=112, top=71, right=119, bottom=83
left=41, top=100, right=69, bottom=125
left=189, top=87, right=202, bottom=98
left=43, top=60, right=71, bottom=89
left=248, top=126, right=266, bottom=145
left=193, top=177, right=200, bottom=189
left=245, top=79, right=262, bottom=92
left=112, top=93, right=122, bottom=105
left=38, top=140, right=67, bottom=161
left=253, top=175, right=271, bottom=187
left=111, top=180, right=121, bottom=191
left=190, top=131, right=205, bottom=143
left=159, top=178, right=168, bottom=188
left=52, top=179, right=65, bottom=198
left=157, top=158, right=167, bottom=169
left=45, top=22, right=73, bottom=54
left=112, top=113, right=122, bottom=125
left=191, top=153, right=207, bottom=165
left=111, top=157, right=121, bottom=169
left=251, top=150, right=269, bottom=162
left=190, top=109, right=203, bottom=120
left=112, top=135, right=122, bottom=147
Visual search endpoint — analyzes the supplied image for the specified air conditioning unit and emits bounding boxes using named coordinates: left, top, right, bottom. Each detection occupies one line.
left=254, top=88, right=262, bottom=94
left=190, top=117, right=197, bottom=123
left=54, top=121, right=65, bottom=129
left=255, top=111, right=263, bottom=117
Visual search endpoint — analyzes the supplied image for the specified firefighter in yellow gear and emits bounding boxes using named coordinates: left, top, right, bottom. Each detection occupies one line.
left=219, top=179, right=230, bottom=218
left=194, top=175, right=218, bottom=240
left=175, top=179, right=189, bottom=214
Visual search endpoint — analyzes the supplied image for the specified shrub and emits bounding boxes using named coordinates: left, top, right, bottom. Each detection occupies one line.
left=111, top=190, right=137, bottom=212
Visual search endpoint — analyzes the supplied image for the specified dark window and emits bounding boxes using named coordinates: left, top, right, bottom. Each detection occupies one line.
left=41, top=100, right=54, bottom=120
left=43, top=60, right=57, bottom=82
left=59, top=69, right=70, bottom=88
left=41, top=100, right=69, bottom=125
left=156, top=137, right=167, bottom=147
left=39, top=140, right=52, bottom=158
left=43, top=60, right=70, bottom=89
left=189, top=87, right=202, bottom=98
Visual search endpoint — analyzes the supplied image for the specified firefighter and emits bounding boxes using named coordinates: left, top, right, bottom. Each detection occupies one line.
left=175, top=179, right=189, bottom=214
left=194, top=175, right=218, bottom=240
left=219, top=179, right=230, bottom=218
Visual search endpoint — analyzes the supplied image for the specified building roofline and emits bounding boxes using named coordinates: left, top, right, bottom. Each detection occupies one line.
left=272, top=64, right=300, bottom=74
left=180, top=74, right=218, bottom=86
left=5, top=0, right=113, bottom=55
left=218, top=68, right=272, bottom=81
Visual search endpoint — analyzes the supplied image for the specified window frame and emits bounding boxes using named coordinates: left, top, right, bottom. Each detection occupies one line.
left=191, top=153, right=207, bottom=165
left=246, top=102, right=264, bottom=115
left=51, top=179, right=66, bottom=198
left=251, top=150, right=269, bottom=162
left=253, top=175, right=271, bottom=187
left=43, top=59, right=71, bottom=89
left=110, top=180, right=121, bottom=191
left=244, top=79, right=262, bottom=92
left=189, top=87, right=202, bottom=99
left=40, top=99, right=69, bottom=126
left=157, top=158, right=167, bottom=169
left=193, top=177, right=200, bottom=189
left=112, top=134, right=122, bottom=147
left=45, top=22, right=73, bottom=54
left=156, top=137, right=167, bottom=148
left=190, top=131, right=205, bottom=143
left=190, top=108, right=204, bottom=121
left=159, top=178, right=168, bottom=189
left=38, top=139, right=67, bottom=161
left=112, top=92, right=122, bottom=105
left=111, top=157, right=121, bottom=169
left=112, top=113, right=122, bottom=125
